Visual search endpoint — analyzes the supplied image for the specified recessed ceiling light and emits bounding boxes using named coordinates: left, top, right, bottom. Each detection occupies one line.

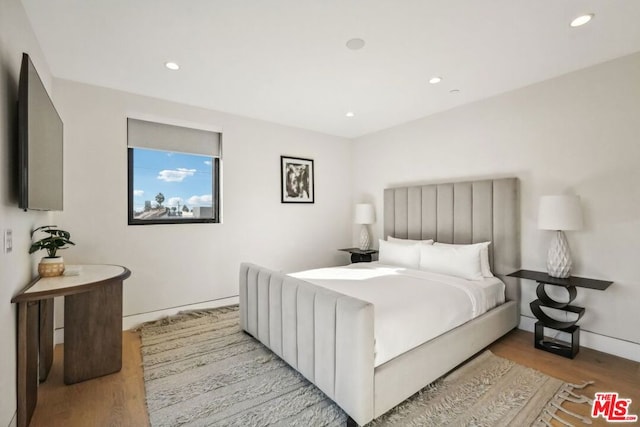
left=570, top=14, right=594, bottom=27
left=345, top=111, right=355, bottom=118
left=449, top=89, right=460, bottom=94
left=165, top=61, right=180, bottom=70
left=346, top=38, right=365, bottom=50
left=429, top=76, right=442, bottom=84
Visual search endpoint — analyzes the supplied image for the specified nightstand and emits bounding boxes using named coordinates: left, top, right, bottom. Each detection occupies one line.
left=508, top=269, right=612, bottom=359
left=338, top=248, right=378, bottom=263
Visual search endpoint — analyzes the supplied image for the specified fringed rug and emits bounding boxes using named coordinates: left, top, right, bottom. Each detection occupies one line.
left=138, top=306, right=593, bottom=426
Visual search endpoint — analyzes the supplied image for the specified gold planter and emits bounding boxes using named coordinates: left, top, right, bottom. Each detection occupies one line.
left=38, top=257, right=65, bottom=277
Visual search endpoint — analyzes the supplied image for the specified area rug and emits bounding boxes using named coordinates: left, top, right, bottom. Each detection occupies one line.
left=138, top=306, right=593, bottom=427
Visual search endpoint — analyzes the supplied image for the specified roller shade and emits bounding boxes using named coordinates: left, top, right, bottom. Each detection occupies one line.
left=127, top=118, right=221, bottom=157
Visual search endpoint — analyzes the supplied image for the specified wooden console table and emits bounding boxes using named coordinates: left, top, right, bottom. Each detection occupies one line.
left=11, top=264, right=131, bottom=427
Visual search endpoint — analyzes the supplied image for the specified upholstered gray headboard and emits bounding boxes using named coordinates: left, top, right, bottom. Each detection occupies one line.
left=383, top=178, right=520, bottom=303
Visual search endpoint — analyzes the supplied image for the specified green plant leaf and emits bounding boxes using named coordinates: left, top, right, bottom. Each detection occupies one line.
left=31, top=225, right=57, bottom=238
left=30, top=225, right=73, bottom=256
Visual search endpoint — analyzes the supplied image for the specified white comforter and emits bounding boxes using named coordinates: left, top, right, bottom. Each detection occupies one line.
left=290, top=262, right=505, bottom=366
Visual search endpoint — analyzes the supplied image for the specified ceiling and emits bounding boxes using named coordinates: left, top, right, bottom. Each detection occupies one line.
left=21, top=0, right=640, bottom=138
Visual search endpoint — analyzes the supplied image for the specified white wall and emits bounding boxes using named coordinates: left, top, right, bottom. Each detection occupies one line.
left=2, top=16, right=636, bottom=425
left=353, top=53, right=640, bottom=349
left=52, top=79, right=353, bottom=321
left=0, top=0, right=53, bottom=424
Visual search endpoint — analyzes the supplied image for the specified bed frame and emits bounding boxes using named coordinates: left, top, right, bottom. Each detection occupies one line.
left=239, top=178, right=520, bottom=426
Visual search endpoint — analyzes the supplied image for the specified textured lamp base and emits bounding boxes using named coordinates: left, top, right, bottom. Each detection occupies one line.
left=359, top=225, right=370, bottom=250
left=547, top=231, right=572, bottom=278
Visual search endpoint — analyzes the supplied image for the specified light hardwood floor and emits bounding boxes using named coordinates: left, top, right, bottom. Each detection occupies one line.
left=30, top=329, right=639, bottom=427
left=30, top=331, right=149, bottom=427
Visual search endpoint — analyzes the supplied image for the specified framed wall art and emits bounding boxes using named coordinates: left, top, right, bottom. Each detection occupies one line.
left=281, top=156, right=314, bottom=203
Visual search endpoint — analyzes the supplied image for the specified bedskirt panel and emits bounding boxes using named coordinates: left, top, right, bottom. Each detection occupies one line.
left=373, top=300, right=519, bottom=418
left=239, top=263, right=376, bottom=425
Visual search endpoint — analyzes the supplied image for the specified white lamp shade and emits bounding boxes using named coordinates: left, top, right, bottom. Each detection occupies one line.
left=538, top=195, right=583, bottom=231
left=354, top=203, right=375, bottom=224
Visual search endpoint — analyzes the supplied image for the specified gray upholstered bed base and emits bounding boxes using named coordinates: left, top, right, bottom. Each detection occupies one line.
left=240, top=264, right=375, bottom=425
left=239, top=264, right=518, bottom=425
left=373, top=300, right=518, bottom=418
left=239, top=178, right=520, bottom=426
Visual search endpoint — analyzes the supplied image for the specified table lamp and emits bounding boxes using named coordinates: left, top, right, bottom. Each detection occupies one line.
left=538, top=195, right=583, bottom=278
left=355, top=203, right=375, bottom=250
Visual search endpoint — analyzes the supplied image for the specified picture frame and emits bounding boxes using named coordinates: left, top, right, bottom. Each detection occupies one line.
left=281, top=156, right=314, bottom=203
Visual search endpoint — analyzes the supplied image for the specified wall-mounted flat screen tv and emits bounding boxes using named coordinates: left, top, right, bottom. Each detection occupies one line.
left=18, top=52, right=63, bottom=211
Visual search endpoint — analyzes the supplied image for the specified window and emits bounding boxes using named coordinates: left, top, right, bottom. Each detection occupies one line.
left=127, top=118, right=221, bottom=225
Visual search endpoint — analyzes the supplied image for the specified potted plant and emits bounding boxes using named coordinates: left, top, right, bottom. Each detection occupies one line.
left=29, top=225, right=75, bottom=277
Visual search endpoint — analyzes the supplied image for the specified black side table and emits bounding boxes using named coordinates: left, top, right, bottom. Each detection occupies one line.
left=508, top=269, right=612, bottom=359
left=338, top=248, right=378, bottom=263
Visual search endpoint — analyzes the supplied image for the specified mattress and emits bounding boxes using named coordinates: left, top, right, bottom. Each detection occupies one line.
left=290, top=262, right=505, bottom=366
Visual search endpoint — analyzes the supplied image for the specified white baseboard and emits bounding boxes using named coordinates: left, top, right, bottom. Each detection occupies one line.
left=51, top=304, right=638, bottom=363
left=122, top=296, right=239, bottom=330
left=7, top=411, right=17, bottom=427
left=53, top=296, right=239, bottom=345
left=518, top=315, right=640, bottom=363
left=54, top=328, right=64, bottom=345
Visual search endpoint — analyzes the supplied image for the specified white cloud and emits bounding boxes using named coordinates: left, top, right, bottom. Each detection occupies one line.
left=133, top=189, right=144, bottom=197
left=166, top=197, right=183, bottom=207
left=157, top=168, right=196, bottom=182
left=204, top=160, right=212, bottom=166
left=187, top=194, right=213, bottom=206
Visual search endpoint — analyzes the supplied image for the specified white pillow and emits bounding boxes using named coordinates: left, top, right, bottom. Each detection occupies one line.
left=434, top=242, right=493, bottom=278
left=378, top=239, right=420, bottom=269
left=419, top=244, right=484, bottom=281
left=387, top=236, right=434, bottom=245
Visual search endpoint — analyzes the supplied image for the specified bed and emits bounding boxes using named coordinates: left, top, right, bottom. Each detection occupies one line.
left=239, top=178, right=520, bottom=426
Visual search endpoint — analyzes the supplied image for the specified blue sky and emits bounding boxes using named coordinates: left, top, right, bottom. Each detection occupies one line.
left=132, top=148, right=213, bottom=211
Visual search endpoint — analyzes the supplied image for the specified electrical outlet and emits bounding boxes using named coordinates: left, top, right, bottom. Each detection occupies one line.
left=4, top=229, right=12, bottom=253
